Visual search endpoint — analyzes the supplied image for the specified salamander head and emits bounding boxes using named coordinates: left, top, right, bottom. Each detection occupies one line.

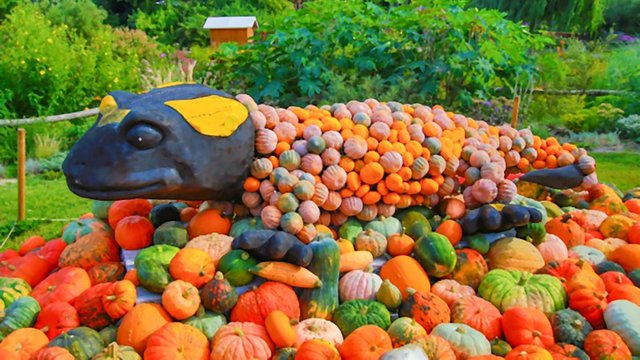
left=63, top=84, right=255, bottom=201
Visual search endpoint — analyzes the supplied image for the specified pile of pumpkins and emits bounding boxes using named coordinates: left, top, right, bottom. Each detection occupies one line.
left=0, top=179, right=638, bottom=360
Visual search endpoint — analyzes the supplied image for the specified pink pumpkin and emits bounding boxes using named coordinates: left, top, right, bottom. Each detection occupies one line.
left=537, top=234, right=568, bottom=264
left=294, top=318, right=343, bottom=348
left=431, top=279, right=475, bottom=308
left=338, top=270, right=382, bottom=302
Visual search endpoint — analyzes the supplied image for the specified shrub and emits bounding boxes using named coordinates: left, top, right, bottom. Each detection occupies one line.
left=40, top=151, right=68, bottom=172
left=559, top=131, right=622, bottom=150
left=25, top=158, right=41, bottom=175
left=33, top=134, right=60, bottom=160
left=617, top=114, right=640, bottom=141
left=0, top=164, right=5, bottom=179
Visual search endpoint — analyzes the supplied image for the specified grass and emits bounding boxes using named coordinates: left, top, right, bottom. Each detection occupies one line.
left=0, top=152, right=639, bottom=250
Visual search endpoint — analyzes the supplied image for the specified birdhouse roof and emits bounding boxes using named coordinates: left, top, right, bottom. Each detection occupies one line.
left=203, top=16, right=259, bottom=30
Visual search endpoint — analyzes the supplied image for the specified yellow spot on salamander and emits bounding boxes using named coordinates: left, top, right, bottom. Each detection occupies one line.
left=157, top=81, right=195, bottom=88
left=164, top=95, right=248, bottom=137
left=97, top=95, right=130, bottom=127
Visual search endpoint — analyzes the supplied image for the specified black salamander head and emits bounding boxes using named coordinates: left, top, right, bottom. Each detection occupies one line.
left=62, top=84, right=255, bottom=201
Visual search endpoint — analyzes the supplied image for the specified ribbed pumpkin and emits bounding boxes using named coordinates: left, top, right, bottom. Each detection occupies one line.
left=599, top=214, right=635, bottom=240
left=115, top=215, right=154, bottom=250
left=58, top=231, right=120, bottom=271
left=144, top=322, right=210, bottom=360
left=187, top=208, right=232, bottom=238
left=332, top=299, right=391, bottom=338
left=31, top=346, right=76, bottom=360
left=568, top=287, right=608, bottom=329
left=107, top=199, right=152, bottom=229
left=74, top=283, right=113, bottom=330
left=600, top=271, right=633, bottom=293
left=49, top=327, right=105, bottom=360
left=231, top=281, right=300, bottom=325
left=583, top=329, right=632, bottom=360
left=297, top=339, right=340, bottom=360
left=545, top=343, right=589, bottom=360
left=504, top=345, right=552, bottom=360
left=412, top=334, right=456, bottom=360
left=431, top=323, right=492, bottom=359
left=162, top=280, right=200, bottom=320
left=294, top=318, right=344, bottom=347
left=354, top=230, right=387, bottom=257
left=0, top=328, right=49, bottom=359
left=211, top=322, right=274, bottom=360
left=545, top=214, right=585, bottom=248
left=550, top=309, right=592, bottom=348
left=399, top=288, right=450, bottom=333
left=536, top=234, right=568, bottom=264
left=339, top=325, right=393, bottom=360
left=451, top=296, right=502, bottom=340
left=501, top=307, right=554, bottom=348
left=338, top=269, right=382, bottom=302
left=431, top=279, right=475, bottom=308
left=448, top=249, right=488, bottom=290
left=102, top=280, right=136, bottom=319
left=386, top=317, right=427, bottom=348
left=185, top=233, right=233, bottom=266
left=116, top=303, right=172, bottom=354
left=200, top=272, right=237, bottom=314
left=92, top=342, right=141, bottom=360
left=379, top=255, right=430, bottom=299
left=487, top=238, right=544, bottom=273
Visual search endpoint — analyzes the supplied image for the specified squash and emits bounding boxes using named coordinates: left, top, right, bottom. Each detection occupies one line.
left=49, top=327, right=105, bottom=360
left=168, top=248, right=215, bottom=288
left=92, top=342, right=141, bottom=360
left=339, top=325, right=392, bottom=360
left=339, top=251, right=373, bottom=272
left=200, top=272, right=238, bottom=314
left=31, top=346, right=76, bottom=360
left=144, top=322, right=210, bottom=360
left=451, top=296, right=502, bottom=340
left=297, top=339, right=340, bottom=359
left=102, top=280, right=136, bottom=319
left=478, top=269, right=566, bottom=316
left=211, top=322, right=274, bottom=360
left=264, top=310, right=296, bottom=348
left=550, top=309, right=592, bottom=348
left=588, top=184, right=627, bottom=216
left=149, top=203, right=181, bottom=227
left=35, top=302, right=79, bottom=340
left=299, top=239, right=340, bottom=320
left=134, top=244, right=180, bottom=293
left=546, top=343, right=589, bottom=360
left=249, top=261, right=322, bottom=288
left=92, top=200, right=112, bottom=221
left=386, top=317, right=427, bottom=348
left=431, top=323, right=492, bottom=359
left=413, top=232, right=457, bottom=277
left=599, top=215, right=635, bottom=240
left=74, top=283, right=113, bottom=330
left=230, top=218, right=265, bottom=238
left=354, top=230, right=387, bottom=257
left=0, top=296, right=40, bottom=340
left=333, top=299, right=391, bottom=337
left=379, top=255, right=430, bottom=299
left=338, top=219, right=364, bottom=244
left=412, top=334, right=456, bottom=360
left=61, top=218, right=109, bottom=244
left=339, top=269, right=382, bottom=302
left=487, top=237, right=544, bottom=273
left=0, top=277, right=31, bottom=314
left=568, top=287, right=608, bottom=329
left=0, top=328, right=49, bottom=359
left=232, top=230, right=313, bottom=267
left=294, top=318, right=343, bottom=347
left=583, top=329, right=632, bottom=360
left=501, top=307, right=554, bottom=348
left=610, top=244, right=640, bottom=272
left=185, top=233, right=233, bottom=266
left=183, top=306, right=227, bottom=340
left=376, top=279, right=402, bottom=311
left=116, top=303, right=171, bottom=354
left=399, top=288, right=449, bottom=333
left=604, top=300, right=640, bottom=355
left=98, top=326, right=117, bottom=346
left=536, top=234, right=568, bottom=264
left=570, top=245, right=606, bottom=266
left=380, top=344, right=428, bottom=360
left=364, top=216, right=402, bottom=238
left=431, top=279, right=475, bottom=308
left=231, top=281, right=300, bottom=325
left=58, top=231, right=120, bottom=271
left=490, top=339, right=512, bottom=357
left=88, top=261, right=125, bottom=285
left=448, top=249, right=488, bottom=290
left=217, top=250, right=257, bottom=286
left=153, top=221, right=189, bottom=248
left=545, top=214, right=585, bottom=248
left=162, top=280, right=200, bottom=320
left=504, top=345, right=552, bottom=360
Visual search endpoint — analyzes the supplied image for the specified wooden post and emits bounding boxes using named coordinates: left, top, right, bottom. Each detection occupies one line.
left=511, top=95, right=521, bottom=128
left=17, top=128, right=26, bottom=221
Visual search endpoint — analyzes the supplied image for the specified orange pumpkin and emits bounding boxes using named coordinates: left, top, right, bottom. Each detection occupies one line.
left=0, top=328, right=49, bottom=360
left=545, top=214, right=585, bottom=248
left=501, top=307, right=554, bottom=348
left=169, top=248, right=215, bottom=288
left=584, top=329, right=632, bottom=360
left=124, top=269, right=139, bottom=286
left=598, top=215, right=635, bottom=240
left=108, top=199, right=152, bottom=228
left=610, top=244, right=640, bottom=272
left=144, top=322, right=210, bottom=360
left=18, top=236, right=45, bottom=255
left=102, top=279, right=137, bottom=319
left=114, top=215, right=154, bottom=250
left=212, top=322, right=274, bottom=360
left=386, top=234, right=415, bottom=257
left=399, top=289, right=450, bottom=333
left=607, top=284, right=640, bottom=306
left=379, top=255, right=430, bottom=299
left=162, top=280, right=200, bottom=320
left=627, top=222, right=640, bottom=244
left=413, top=335, right=456, bottom=360
left=338, top=325, right=392, bottom=360
left=30, top=346, right=75, bottom=360
left=436, top=220, right=463, bottom=246
left=505, top=345, right=552, bottom=360
left=187, top=208, right=232, bottom=239
left=116, top=303, right=172, bottom=353
left=297, top=339, right=340, bottom=360
left=625, top=198, right=640, bottom=214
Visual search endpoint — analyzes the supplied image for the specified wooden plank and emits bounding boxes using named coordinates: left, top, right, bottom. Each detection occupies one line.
left=17, top=128, right=26, bottom=221
left=511, top=95, right=520, bottom=128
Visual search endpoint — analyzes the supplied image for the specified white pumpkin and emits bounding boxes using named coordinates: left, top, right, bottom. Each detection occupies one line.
left=431, top=323, right=491, bottom=359
left=604, top=300, right=640, bottom=356
left=338, top=269, right=382, bottom=302
left=380, top=344, right=429, bottom=360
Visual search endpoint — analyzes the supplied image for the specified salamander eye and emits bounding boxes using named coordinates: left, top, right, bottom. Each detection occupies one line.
left=126, top=123, right=163, bottom=150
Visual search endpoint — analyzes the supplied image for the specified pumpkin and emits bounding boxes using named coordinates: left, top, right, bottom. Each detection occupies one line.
left=114, top=215, right=154, bottom=250
left=102, top=280, right=136, bottom=319
left=2, top=253, right=51, bottom=288
left=273, top=347, right=297, bottom=359
left=608, top=284, right=640, bottom=305
left=546, top=343, right=589, bottom=360
left=294, top=318, right=343, bottom=347
left=0, top=296, right=40, bottom=340
left=185, top=233, right=233, bottom=266
left=58, top=232, right=120, bottom=271
left=501, top=307, right=554, bottom=348
left=116, top=303, right=172, bottom=354
left=490, top=339, right=512, bottom=357
left=88, top=262, right=125, bottom=285
left=153, top=221, right=189, bottom=248
left=212, top=322, right=274, bottom=360
left=431, top=323, right=492, bottom=359
left=33, top=239, right=67, bottom=268
left=504, top=345, right=552, bottom=360
left=230, top=218, right=265, bottom=238
left=431, top=279, right=475, bottom=308
left=31, top=346, right=75, bottom=360
left=61, top=218, right=109, bottom=245
left=187, top=208, right=232, bottom=238
left=333, top=300, right=391, bottom=337
left=364, top=216, right=402, bottom=238
left=568, top=287, right=608, bottom=329
left=49, top=327, right=105, bottom=360
left=231, top=281, right=300, bottom=325
left=217, top=250, right=256, bottom=287
left=144, top=322, right=209, bottom=360
left=74, top=283, right=113, bottom=330
left=339, top=270, right=382, bottom=302
left=162, top=280, right=200, bottom=320
left=183, top=306, right=227, bottom=340
left=378, top=255, right=430, bottom=299
left=0, top=277, right=31, bottom=312
left=413, top=232, right=457, bottom=277
left=35, top=302, right=79, bottom=339
left=99, top=326, right=117, bottom=346
left=399, top=288, right=449, bottom=333
left=412, top=334, right=456, bottom=360
left=599, top=215, right=635, bottom=240
left=604, top=300, right=640, bottom=355
left=600, top=271, right=633, bottom=292
left=539, top=258, right=594, bottom=292
left=32, top=267, right=91, bottom=308
left=0, top=328, right=48, bottom=359
left=487, top=237, right=544, bottom=273
left=134, top=245, right=179, bottom=293
left=199, top=271, right=237, bottom=314
left=386, top=234, right=414, bottom=256
left=448, top=249, right=489, bottom=290
left=549, top=309, right=592, bottom=348
left=570, top=245, right=606, bottom=266
left=451, top=296, right=502, bottom=340
left=92, top=342, right=141, bottom=360
left=386, top=317, right=426, bottom=348
left=299, top=239, right=340, bottom=320
left=354, top=230, right=387, bottom=257
left=610, top=244, right=640, bottom=272
left=107, top=199, right=152, bottom=228
left=380, top=344, right=428, bottom=360
left=583, top=329, right=632, bottom=360
left=536, top=234, right=568, bottom=264
left=339, top=325, right=393, bottom=360
left=545, top=214, right=585, bottom=248
left=478, top=269, right=566, bottom=316
left=168, top=248, right=215, bottom=288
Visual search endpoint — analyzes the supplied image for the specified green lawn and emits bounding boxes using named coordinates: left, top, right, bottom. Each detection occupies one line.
left=1, top=152, right=639, bottom=249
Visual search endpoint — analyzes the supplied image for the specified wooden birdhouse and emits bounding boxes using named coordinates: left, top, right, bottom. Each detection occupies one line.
left=203, top=16, right=259, bottom=49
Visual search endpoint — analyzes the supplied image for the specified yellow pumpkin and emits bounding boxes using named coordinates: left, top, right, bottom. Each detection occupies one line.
left=487, top=238, right=544, bottom=273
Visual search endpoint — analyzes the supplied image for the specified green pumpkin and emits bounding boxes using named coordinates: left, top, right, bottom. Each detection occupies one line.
left=365, top=216, right=402, bottom=238
left=92, top=200, right=112, bottom=221
left=93, top=342, right=141, bottom=360
left=333, top=299, right=391, bottom=337
left=299, top=239, right=340, bottom=320
left=516, top=222, right=546, bottom=245
left=629, top=269, right=640, bottom=287
left=62, top=218, right=110, bottom=244
left=152, top=221, right=188, bottom=248
left=595, top=261, right=626, bottom=274
left=229, top=218, right=264, bottom=239
left=0, top=277, right=31, bottom=310
left=395, top=206, right=436, bottom=223
left=49, top=326, right=105, bottom=360
left=413, top=232, right=456, bottom=277
left=478, top=269, right=566, bottom=316
left=99, top=325, right=117, bottom=345
left=550, top=309, right=592, bottom=348
left=217, top=250, right=257, bottom=286
left=376, top=279, right=402, bottom=311
left=490, top=339, right=512, bottom=357
left=338, top=218, right=363, bottom=244
left=402, top=212, right=432, bottom=241
left=272, top=347, right=297, bottom=360
left=200, top=272, right=238, bottom=314
left=431, top=323, right=491, bottom=358
left=387, top=317, right=427, bottom=347
left=604, top=300, right=640, bottom=355
left=134, top=244, right=180, bottom=293
left=0, top=296, right=40, bottom=340
left=183, top=306, right=227, bottom=340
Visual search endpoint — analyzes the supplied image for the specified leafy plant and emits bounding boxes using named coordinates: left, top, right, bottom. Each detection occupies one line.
left=25, top=158, right=41, bottom=175
left=33, top=134, right=60, bottom=160
left=0, top=163, right=5, bottom=179
left=616, top=114, right=640, bottom=141
left=559, top=131, right=622, bottom=150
